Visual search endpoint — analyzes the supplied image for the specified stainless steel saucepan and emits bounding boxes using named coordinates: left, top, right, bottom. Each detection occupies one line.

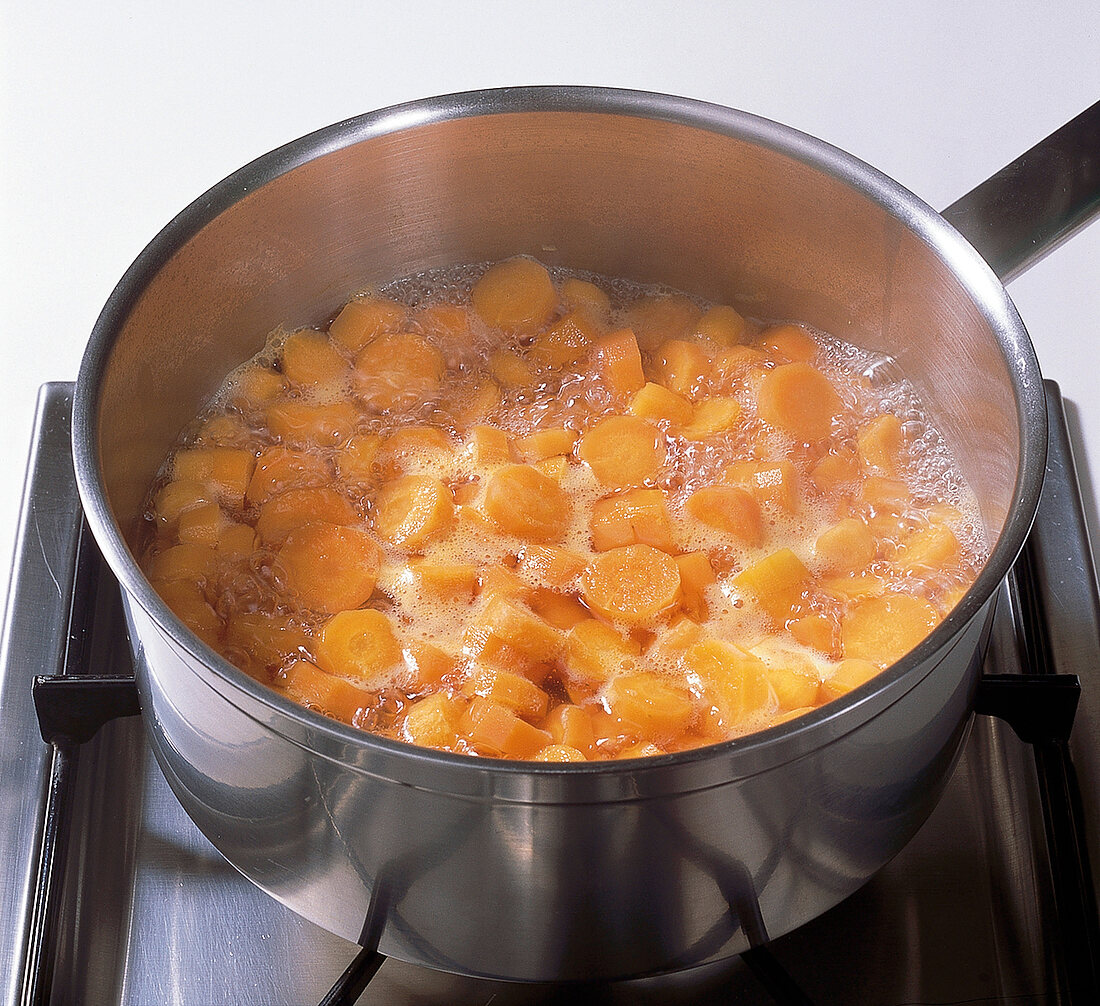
left=72, top=88, right=1099, bottom=982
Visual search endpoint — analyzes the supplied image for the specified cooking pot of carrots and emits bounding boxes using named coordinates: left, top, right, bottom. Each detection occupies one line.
left=72, top=88, right=1098, bottom=981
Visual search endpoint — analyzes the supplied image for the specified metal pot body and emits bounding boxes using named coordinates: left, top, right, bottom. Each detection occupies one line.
left=74, top=88, right=1046, bottom=982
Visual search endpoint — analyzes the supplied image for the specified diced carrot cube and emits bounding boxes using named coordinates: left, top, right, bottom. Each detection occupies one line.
left=733, top=548, right=812, bottom=624
left=810, top=446, right=860, bottom=493
left=818, top=658, right=881, bottom=703
left=156, top=579, right=221, bottom=647
left=468, top=665, right=549, bottom=720
left=466, top=594, right=564, bottom=666
left=462, top=698, right=552, bottom=758
left=403, top=691, right=464, bottom=748
left=592, top=329, right=645, bottom=399
left=534, top=744, right=587, bottom=762
left=543, top=702, right=597, bottom=754
left=405, top=640, right=455, bottom=689
left=629, top=382, right=694, bottom=426
left=529, top=311, right=599, bottom=369
left=514, top=427, right=579, bottom=463
left=408, top=561, right=479, bottom=602
left=814, top=517, right=876, bottom=575
left=517, top=544, right=587, bottom=589
left=153, top=479, right=213, bottom=524
left=897, top=525, right=961, bottom=574
left=723, top=459, right=799, bottom=513
left=462, top=425, right=512, bottom=466
left=789, top=612, right=839, bottom=657
left=176, top=502, right=230, bottom=546
left=565, top=618, right=640, bottom=683
left=694, top=304, right=747, bottom=347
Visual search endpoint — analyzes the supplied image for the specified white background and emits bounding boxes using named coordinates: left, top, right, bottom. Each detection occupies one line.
left=2, top=0, right=1099, bottom=598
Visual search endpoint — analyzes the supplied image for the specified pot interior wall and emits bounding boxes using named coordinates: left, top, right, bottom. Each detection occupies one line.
left=94, top=108, right=1020, bottom=552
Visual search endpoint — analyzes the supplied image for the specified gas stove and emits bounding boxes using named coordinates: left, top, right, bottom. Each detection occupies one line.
left=2, top=381, right=1098, bottom=1005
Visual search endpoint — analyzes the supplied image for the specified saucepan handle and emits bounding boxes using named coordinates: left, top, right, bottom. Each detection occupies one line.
left=941, top=100, right=1100, bottom=284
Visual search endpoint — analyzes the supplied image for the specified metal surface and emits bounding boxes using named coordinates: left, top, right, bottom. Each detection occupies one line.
left=71, top=87, right=1058, bottom=979
left=0, top=385, right=83, bottom=1006
left=2, top=382, right=1093, bottom=1003
left=943, top=100, right=1100, bottom=284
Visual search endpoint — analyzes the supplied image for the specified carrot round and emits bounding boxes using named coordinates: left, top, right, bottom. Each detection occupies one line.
left=756, top=361, right=843, bottom=442
left=471, top=257, right=556, bottom=334
left=580, top=544, right=682, bottom=624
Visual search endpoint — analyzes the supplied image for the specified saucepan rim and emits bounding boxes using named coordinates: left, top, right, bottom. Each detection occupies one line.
left=71, top=84, right=1047, bottom=785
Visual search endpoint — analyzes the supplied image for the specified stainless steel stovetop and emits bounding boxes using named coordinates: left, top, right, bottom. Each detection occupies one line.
left=2, top=381, right=1098, bottom=1005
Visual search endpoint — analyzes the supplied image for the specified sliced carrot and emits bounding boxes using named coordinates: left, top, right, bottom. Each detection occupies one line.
left=604, top=671, right=696, bottom=740
left=462, top=697, right=552, bottom=758
left=560, top=277, right=611, bottom=322
left=694, top=304, right=747, bottom=347
left=334, top=434, right=383, bottom=488
left=277, top=522, right=380, bottom=613
left=276, top=659, right=373, bottom=725
left=629, top=382, right=694, bottom=426
left=328, top=296, right=407, bottom=353
left=153, top=479, right=213, bottom=525
left=462, top=425, right=513, bottom=466
left=674, top=551, right=716, bottom=620
left=534, top=744, right=587, bottom=762
left=246, top=446, right=331, bottom=505
left=590, top=488, right=675, bottom=552
left=374, top=475, right=454, bottom=550
left=756, top=362, right=843, bottom=443
left=516, top=544, right=587, bottom=589
left=514, top=427, right=579, bottom=463
left=316, top=608, right=403, bottom=684
left=176, top=502, right=230, bottom=547
left=681, top=397, right=741, bottom=439
left=857, top=413, right=905, bottom=473
left=173, top=446, right=255, bottom=508
left=685, top=485, right=763, bottom=546
left=723, top=459, right=800, bottom=513
left=756, top=324, right=818, bottom=363
left=156, top=579, right=221, bottom=647
left=653, top=339, right=711, bottom=398
left=266, top=398, right=360, bottom=448
left=482, top=464, right=571, bottom=541
left=684, top=638, right=770, bottom=729
left=577, top=415, right=663, bottom=487
left=580, top=545, right=682, bottom=625
left=488, top=348, right=538, bottom=390
left=279, top=329, right=349, bottom=388
left=471, top=257, right=557, bottom=334
left=542, top=702, right=597, bottom=755
left=256, top=487, right=358, bottom=542
left=841, top=593, right=940, bottom=665
left=224, top=612, right=310, bottom=680
left=376, top=427, right=455, bottom=478
left=354, top=333, right=444, bottom=414
left=467, top=664, right=549, bottom=721
left=625, top=294, right=702, bottom=351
